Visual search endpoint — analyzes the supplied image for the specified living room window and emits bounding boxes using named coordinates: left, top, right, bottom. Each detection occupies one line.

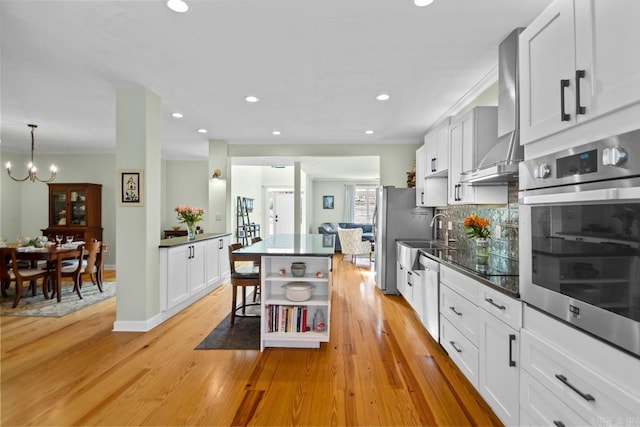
left=354, top=185, right=376, bottom=224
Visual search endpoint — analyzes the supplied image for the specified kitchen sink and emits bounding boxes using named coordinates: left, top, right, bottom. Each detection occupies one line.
left=398, top=240, right=453, bottom=250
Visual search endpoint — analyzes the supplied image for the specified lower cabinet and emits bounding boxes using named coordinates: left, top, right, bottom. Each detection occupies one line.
left=166, top=242, right=206, bottom=308
left=519, top=305, right=640, bottom=425
left=160, top=234, right=232, bottom=312
left=478, top=308, right=520, bottom=426
left=205, top=235, right=230, bottom=288
left=439, top=265, right=522, bottom=426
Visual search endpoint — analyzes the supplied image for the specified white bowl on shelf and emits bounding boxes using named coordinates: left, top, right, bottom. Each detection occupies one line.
left=282, top=282, right=314, bottom=302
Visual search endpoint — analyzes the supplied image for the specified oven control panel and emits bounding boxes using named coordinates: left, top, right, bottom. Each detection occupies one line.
left=520, top=128, right=640, bottom=190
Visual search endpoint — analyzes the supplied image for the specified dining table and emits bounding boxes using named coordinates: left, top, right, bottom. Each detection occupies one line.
left=0, top=243, right=82, bottom=302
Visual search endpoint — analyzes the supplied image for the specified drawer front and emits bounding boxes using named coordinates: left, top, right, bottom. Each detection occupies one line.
left=521, top=328, right=640, bottom=419
left=520, top=369, right=588, bottom=427
left=440, top=284, right=479, bottom=346
left=478, top=285, right=522, bottom=330
left=440, top=315, right=479, bottom=388
left=440, top=265, right=479, bottom=304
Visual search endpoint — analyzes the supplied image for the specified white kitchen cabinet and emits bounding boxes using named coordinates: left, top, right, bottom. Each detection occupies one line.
left=425, top=117, right=450, bottom=177
left=478, top=308, right=520, bottom=426
left=206, top=234, right=231, bottom=290
left=448, top=107, right=507, bottom=205
left=396, top=261, right=407, bottom=297
left=160, top=233, right=233, bottom=317
left=520, top=305, right=640, bottom=424
left=165, top=241, right=207, bottom=309
left=440, top=316, right=479, bottom=388
left=519, top=0, right=640, bottom=145
left=415, top=143, right=428, bottom=207
left=439, top=264, right=523, bottom=426
left=261, top=255, right=332, bottom=351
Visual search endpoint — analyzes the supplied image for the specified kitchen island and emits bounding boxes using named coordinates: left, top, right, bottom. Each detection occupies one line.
left=234, top=234, right=334, bottom=351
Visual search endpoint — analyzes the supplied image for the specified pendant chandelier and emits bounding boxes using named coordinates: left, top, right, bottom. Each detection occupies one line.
left=6, top=124, right=57, bottom=183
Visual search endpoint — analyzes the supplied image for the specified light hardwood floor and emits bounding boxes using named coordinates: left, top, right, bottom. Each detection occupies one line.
left=1, top=256, right=501, bottom=426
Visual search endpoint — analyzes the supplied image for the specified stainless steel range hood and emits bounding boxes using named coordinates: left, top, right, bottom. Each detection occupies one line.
left=461, top=28, right=524, bottom=184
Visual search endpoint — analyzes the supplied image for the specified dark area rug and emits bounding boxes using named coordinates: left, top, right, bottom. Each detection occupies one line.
left=195, top=313, right=260, bottom=350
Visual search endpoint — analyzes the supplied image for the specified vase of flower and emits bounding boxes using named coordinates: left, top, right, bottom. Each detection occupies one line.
left=464, top=214, right=491, bottom=265
left=175, top=205, right=205, bottom=241
left=186, top=222, right=196, bottom=240
left=475, top=237, right=489, bottom=264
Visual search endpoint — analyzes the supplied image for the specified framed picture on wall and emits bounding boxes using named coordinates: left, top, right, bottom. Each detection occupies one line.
left=118, top=169, right=144, bottom=206
left=323, top=195, right=334, bottom=209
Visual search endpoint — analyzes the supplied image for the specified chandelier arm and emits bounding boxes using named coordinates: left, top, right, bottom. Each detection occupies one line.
left=33, top=171, right=57, bottom=183
left=6, top=170, right=31, bottom=182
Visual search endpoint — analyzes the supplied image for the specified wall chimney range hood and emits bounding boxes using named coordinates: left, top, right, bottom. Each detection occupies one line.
left=461, top=28, right=524, bottom=184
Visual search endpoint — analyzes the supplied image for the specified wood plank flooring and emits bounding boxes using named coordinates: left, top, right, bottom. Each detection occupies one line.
left=1, top=256, right=501, bottom=426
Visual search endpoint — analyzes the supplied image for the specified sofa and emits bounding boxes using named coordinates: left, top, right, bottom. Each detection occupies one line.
left=318, top=222, right=374, bottom=251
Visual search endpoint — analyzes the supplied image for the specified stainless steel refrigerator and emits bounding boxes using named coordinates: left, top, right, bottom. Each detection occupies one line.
left=374, top=186, right=433, bottom=294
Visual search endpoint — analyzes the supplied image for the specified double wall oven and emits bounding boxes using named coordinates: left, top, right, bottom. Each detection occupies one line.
left=519, top=129, right=640, bottom=358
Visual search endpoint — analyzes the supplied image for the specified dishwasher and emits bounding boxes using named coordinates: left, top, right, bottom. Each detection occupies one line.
left=419, top=253, right=440, bottom=342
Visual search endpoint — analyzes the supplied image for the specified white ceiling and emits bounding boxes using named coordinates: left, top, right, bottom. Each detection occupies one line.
left=0, top=0, right=552, bottom=177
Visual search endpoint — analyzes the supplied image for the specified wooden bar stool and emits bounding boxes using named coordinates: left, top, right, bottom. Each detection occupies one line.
left=228, top=243, right=261, bottom=326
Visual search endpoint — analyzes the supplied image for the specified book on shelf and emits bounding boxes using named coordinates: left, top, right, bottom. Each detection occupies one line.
left=266, top=304, right=309, bottom=333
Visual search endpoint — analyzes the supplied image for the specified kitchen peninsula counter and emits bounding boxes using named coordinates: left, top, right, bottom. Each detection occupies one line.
left=234, top=234, right=334, bottom=351
left=233, top=233, right=335, bottom=257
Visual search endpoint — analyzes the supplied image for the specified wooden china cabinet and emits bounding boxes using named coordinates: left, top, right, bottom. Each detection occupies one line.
left=42, top=183, right=102, bottom=242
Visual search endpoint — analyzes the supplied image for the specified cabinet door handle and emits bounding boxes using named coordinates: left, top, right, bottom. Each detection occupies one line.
left=485, top=297, right=506, bottom=310
left=553, top=421, right=565, bottom=427
left=218, top=239, right=223, bottom=250
left=449, top=306, right=462, bottom=316
left=431, top=158, right=436, bottom=172
left=575, top=69, right=586, bottom=115
left=508, top=334, right=516, bottom=367
left=555, top=374, right=595, bottom=402
left=560, top=79, right=571, bottom=121
left=421, top=191, right=424, bottom=205
left=449, top=341, right=462, bottom=353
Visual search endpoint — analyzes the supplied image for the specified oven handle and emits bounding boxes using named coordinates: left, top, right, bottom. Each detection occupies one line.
left=521, top=187, right=640, bottom=205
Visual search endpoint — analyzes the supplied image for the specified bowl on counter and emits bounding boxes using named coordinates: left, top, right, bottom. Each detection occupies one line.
left=282, top=282, right=314, bottom=302
left=290, top=262, right=306, bottom=277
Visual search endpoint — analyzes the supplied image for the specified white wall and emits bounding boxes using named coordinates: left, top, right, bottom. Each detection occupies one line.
left=163, top=160, right=209, bottom=233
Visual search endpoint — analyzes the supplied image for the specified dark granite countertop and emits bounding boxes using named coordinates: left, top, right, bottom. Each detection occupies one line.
left=159, top=232, right=232, bottom=248
left=419, top=246, right=520, bottom=298
left=233, top=234, right=335, bottom=257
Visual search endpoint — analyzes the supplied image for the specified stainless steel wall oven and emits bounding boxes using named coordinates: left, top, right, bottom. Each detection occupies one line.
left=519, top=129, right=640, bottom=358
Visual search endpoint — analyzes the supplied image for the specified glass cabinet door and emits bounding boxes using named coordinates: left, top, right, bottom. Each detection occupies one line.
left=52, top=190, right=67, bottom=225
left=70, top=190, right=86, bottom=225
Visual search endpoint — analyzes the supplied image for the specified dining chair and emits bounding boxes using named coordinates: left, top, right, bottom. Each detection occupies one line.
left=57, top=244, right=86, bottom=299
left=82, top=241, right=103, bottom=292
left=337, top=227, right=373, bottom=265
left=8, top=249, right=50, bottom=308
left=228, top=243, right=261, bottom=326
left=251, top=237, right=262, bottom=244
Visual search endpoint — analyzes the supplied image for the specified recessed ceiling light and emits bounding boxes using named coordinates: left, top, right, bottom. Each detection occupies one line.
left=414, top=0, right=434, bottom=6
left=171, top=112, right=183, bottom=118
left=167, top=0, right=189, bottom=13
left=245, top=96, right=260, bottom=103
left=197, top=128, right=207, bottom=133
left=272, top=130, right=281, bottom=135
left=365, top=130, right=374, bottom=135
left=376, top=93, right=390, bottom=101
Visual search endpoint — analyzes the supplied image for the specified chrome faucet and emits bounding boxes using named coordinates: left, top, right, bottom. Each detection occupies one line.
left=430, top=213, right=447, bottom=240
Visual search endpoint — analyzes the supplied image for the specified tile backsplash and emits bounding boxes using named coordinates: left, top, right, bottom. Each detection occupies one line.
left=434, top=182, right=519, bottom=260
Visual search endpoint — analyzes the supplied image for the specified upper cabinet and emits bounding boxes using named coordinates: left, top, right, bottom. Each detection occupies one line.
left=42, top=183, right=102, bottom=242
left=415, top=143, right=427, bottom=207
left=448, top=107, right=507, bottom=205
left=520, top=0, right=640, bottom=145
left=425, top=117, right=450, bottom=177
